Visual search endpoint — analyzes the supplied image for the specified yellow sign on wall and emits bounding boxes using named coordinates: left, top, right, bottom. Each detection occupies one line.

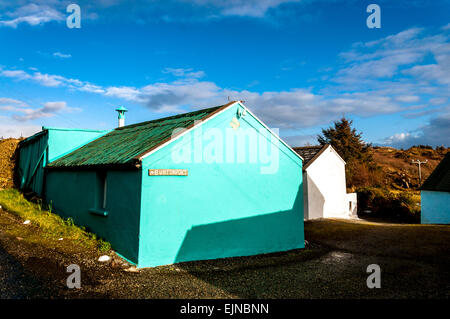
left=148, top=169, right=188, bottom=176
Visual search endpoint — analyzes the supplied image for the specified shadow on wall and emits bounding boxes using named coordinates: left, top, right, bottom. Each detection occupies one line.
left=304, top=176, right=325, bottom=220
left=174, top=186, right=304, bottom=264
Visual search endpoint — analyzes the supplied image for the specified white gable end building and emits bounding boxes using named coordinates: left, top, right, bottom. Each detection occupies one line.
left=294, top=144, right=357, bottom=220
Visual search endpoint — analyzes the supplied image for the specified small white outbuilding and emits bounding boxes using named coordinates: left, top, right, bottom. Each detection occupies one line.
left=294, top=144, right=357, bottom=220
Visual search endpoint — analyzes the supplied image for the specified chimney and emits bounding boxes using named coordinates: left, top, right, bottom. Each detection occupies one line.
left=115, top=106, right=128, bottom=127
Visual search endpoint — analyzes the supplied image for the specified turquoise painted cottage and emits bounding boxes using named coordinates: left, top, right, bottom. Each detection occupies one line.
left=420, top=152, right=450, bottom=224
left=20, top=101, right=305, bottom=267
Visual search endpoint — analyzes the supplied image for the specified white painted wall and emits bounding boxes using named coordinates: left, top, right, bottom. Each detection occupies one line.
left=303, top=146, right=355, bottom=219
left=346, top=192, right=358, bottom=217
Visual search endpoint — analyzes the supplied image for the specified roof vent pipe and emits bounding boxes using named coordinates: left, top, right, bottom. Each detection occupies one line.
left=115, top=106, right=128, bottom=127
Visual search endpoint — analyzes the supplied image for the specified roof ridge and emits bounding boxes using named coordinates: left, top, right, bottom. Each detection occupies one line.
left=115, top=105, right=225, bottom=131
left=293, top=144, right=329, bottom=169
left=106, top=115, right=204, bottom=136
left=293, top=145, right=325, bottom=150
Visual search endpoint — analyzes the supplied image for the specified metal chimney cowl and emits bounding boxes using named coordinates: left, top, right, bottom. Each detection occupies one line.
left=115, top=106, right=128, bottom=127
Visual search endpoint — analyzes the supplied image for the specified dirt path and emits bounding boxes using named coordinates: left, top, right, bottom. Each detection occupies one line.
left=0, top=211, right=449, bottom=299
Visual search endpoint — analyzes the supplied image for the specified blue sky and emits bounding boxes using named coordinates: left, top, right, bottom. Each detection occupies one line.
left=0, top=0, right=449, bottom=148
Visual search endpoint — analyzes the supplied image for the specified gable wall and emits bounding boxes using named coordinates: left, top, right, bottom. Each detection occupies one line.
left=46, top=128, right=109, bottom=162
left=18, top=128, right=108, bottom=196
left=138, top=103, right=304, bottom=267
left=305, top=146, right=347, bottom=219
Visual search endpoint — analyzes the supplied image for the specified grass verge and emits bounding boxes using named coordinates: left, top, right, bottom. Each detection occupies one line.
left=0, top=188, right=111, bottom=252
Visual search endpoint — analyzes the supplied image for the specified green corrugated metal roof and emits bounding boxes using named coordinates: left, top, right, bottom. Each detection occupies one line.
left=47, top=103, right=232, bottom=169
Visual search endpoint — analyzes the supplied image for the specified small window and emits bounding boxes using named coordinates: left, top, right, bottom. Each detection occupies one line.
left=96, top=171, right=107, bottom=209
left=349, top=201, right=353, bottom=211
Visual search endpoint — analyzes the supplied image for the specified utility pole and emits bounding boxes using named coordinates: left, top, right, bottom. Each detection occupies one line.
left=412, top=159, right=428, bottom=185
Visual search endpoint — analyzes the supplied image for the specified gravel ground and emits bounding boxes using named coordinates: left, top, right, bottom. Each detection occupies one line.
left=0, top=210, right=449, bottom=299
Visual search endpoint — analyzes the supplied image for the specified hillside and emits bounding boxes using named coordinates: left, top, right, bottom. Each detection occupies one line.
left=371, top=146, right=449, bottom=190
left=0, top=138, right=21, bottom=189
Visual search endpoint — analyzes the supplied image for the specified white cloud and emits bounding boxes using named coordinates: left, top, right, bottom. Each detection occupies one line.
left=429, top=97, right=447, bottom=105
left=0, top=69, right=32, bottom=80
left=383, top=112, right=450, bottom=148
left=182, top=0, right=300, bottom=17
left=0, top=97, right=27, bottom=107
left=104, top=86, right=143, bottom=102
left=0, top=65, right=424, bottom=130
left=395, top=95, right=420, bottom=103
left=384, top=132, right=413, bottom=145
left=98, top=79, right=403, bottom=128
left=163, top=67, right=206, bottom=78
left=0, top=0, right=302, bottom=28
left=78, top=83, right=105, bottom=94
left=32, top=72, right=64, bottom=87
left=335, top=27, right=449, bottom=86
left=53, top=52, right=72, bottom=59
left=0, top=67, right=102, bottom=92
left=0, top=95, right=81, bottom=125
left=11, top=101, right=80, bottom=122
left=404, top=62, right=450, bottom=85
left=0, top=3, right=64, bottom=28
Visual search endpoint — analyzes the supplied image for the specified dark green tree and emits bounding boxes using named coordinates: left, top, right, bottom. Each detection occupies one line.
left=317, top=117, right=372, bottom=163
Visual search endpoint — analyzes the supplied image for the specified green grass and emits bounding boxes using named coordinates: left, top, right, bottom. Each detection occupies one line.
left=0, top=188, right=111, bottom=252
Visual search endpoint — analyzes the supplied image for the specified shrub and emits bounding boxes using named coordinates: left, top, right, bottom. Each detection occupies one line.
left=357, top=187, right=420, bottom=223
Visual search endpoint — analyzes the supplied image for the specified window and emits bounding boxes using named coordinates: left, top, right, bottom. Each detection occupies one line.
left=96, top=171, right=107, bottom=209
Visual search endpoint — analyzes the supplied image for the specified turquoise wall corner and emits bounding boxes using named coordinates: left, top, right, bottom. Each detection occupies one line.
left=421, top=190, right=450, bottom=224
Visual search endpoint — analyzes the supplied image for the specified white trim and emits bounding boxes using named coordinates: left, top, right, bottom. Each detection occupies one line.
left=237, top=102, right=304, bottom=162
left=138, top=101, right=239, bottom=161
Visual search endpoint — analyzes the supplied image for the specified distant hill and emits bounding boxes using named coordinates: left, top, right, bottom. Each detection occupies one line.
left=370, top=146, right=449, bottom=190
